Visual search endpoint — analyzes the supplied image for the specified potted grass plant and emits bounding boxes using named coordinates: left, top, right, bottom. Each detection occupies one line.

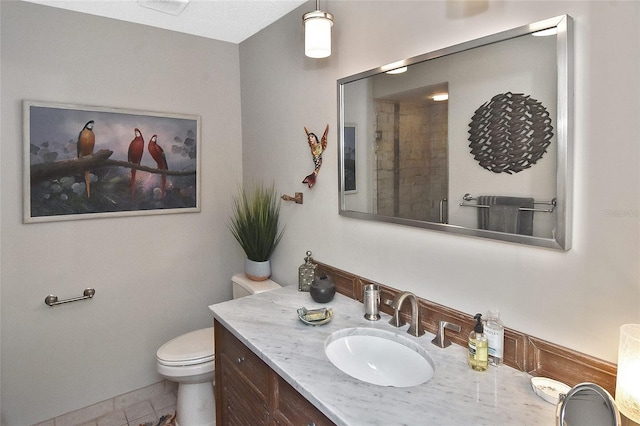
left=229, top=182, right=284, bottom=281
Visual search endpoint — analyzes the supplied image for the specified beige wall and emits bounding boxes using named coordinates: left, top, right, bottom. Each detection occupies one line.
left=1, top=1, right=639, bottom=424
left=242, top=0, right=639, bottom=364
left=0, top=2, right=244, bottom=424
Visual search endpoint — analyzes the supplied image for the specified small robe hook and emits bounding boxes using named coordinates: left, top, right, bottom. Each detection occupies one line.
left=281, top=192, right=303, bottom=204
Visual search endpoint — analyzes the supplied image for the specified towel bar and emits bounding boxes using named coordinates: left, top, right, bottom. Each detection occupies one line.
left=45, top=288, right=95, bottom=307
left=459, top=193, right=556, bottom=213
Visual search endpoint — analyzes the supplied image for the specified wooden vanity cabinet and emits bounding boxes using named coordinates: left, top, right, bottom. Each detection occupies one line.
left=272, top=374, right=334, bottom=426
left=215, top=320, right=335, bottom=426
left=216, top=319, right=270, bottom=425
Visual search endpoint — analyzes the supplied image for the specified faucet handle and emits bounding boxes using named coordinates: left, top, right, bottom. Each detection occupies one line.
left=384, top=298, right=406, bottom=328
left=431, top=320, right=461, bottom=348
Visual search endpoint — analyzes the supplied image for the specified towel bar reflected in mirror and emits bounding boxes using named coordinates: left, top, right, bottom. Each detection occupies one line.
left=459, top=193, right=556, bottom=213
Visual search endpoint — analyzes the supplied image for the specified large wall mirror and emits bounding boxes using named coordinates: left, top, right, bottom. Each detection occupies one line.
left=338, top=15, right=573, bottom=250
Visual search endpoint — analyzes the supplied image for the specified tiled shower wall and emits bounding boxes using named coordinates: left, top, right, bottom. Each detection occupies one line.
left=375, top=99, right=448, bottom=222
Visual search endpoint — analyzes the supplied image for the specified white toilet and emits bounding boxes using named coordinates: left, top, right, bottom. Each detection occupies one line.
left=156, top=273, right=281, bottom=426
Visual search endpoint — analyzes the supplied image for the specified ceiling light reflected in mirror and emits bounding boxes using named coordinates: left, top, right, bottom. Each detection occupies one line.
left=533, top=28, right=558, bottom=37
left=137, top=0, right=190, bottom=16
left=386, top=67, right=408, bottom=75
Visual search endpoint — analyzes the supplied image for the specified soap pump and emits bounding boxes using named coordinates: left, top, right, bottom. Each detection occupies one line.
left=468, top=313, right=489, bottom=371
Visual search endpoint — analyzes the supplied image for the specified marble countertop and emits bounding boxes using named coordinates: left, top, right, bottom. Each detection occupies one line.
left=209, top=286, right=556, bottom=425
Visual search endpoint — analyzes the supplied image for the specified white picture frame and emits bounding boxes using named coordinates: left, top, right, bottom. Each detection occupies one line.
left=24, top=100, right=201, bottom=223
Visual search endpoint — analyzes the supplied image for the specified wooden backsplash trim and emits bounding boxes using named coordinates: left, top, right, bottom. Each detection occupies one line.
left=526, top=336, right=617, bottom=395
left=315, top=261, right=618, bottom=396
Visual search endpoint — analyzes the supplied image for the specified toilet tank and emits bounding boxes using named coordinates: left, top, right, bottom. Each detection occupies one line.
left=232, top=273, right=281, bottom=299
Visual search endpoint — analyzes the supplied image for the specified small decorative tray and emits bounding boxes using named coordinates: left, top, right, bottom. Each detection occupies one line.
left=530, top=377, right=571, bottom=404
left=297, top=307, right=333, bottom=326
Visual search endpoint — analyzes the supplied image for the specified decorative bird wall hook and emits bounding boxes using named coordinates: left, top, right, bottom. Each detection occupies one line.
left=303, top=125, right=328, bottom=188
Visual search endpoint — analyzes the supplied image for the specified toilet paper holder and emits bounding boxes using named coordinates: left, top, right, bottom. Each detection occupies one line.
left=45, top=288, right=96, bottom=307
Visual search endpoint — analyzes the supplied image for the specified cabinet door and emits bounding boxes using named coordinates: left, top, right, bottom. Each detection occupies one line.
left=273, top=375, right=335, bottom=426
left=220, top=354, right=269, bottom=425
left=215, top=321, right=270, bottom=425
left=216, top=322, right=270, bottom=398
left=215, top=320, right=335, bottom=426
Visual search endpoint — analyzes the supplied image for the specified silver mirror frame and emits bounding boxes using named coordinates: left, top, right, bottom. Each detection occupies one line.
left=337, top=15, right=573, bottom=250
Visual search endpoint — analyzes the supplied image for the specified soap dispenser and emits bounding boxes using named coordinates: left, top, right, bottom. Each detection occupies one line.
left=468, top=313, right=488, bottom=371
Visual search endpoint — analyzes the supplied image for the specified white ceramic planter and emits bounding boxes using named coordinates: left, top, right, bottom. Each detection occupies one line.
left=245, top=259, right=271, bottom=281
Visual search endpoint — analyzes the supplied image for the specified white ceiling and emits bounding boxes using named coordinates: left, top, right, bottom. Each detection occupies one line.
left=21, top=0, right=308, bottom=44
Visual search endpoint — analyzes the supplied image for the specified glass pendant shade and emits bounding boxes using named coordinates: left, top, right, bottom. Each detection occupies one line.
left=616, top=324, right=640, bottom=423
left=303, top=10, right=333, bottom=58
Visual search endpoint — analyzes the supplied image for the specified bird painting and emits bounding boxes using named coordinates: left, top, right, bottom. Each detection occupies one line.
left=77, top=120, right=95, bottom=197
left=128, top=128, right=145, bottom=199
left=302, top=125, right=328, bottom=188
left=148, top=134, right=168, bottom=198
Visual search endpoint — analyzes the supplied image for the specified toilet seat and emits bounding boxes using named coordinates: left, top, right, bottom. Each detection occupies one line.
left=157, top=327, right=214, bottom=367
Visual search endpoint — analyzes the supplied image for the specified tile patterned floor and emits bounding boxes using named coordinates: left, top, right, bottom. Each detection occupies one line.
left=32, top=381, right=177, bottom=426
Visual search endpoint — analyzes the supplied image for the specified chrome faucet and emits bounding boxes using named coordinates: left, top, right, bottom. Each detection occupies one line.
left=385, top=291, right=425, bottom=337
left=431, top=320, right=461, bottom=348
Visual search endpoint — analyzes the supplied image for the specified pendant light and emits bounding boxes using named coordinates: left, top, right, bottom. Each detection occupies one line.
left=303, top=0, right=333, bottom=58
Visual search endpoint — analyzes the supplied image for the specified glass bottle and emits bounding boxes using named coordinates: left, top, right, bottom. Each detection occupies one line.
left=485, top=310, right=504, bottom=366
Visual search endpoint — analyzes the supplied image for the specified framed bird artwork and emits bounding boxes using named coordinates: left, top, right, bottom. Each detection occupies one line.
left=23, top=100, right=201, bottom=223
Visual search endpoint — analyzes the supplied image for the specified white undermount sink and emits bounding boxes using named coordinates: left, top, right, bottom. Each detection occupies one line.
left=324, top=327, right=435, bottom=387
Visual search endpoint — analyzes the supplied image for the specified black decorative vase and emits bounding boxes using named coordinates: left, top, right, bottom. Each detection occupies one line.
left=310, top=273, right=336, bottom=303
